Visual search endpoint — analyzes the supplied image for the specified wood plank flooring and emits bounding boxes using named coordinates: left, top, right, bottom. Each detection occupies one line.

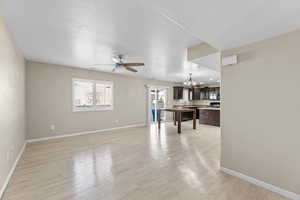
left=3, top=122, right=287, bottom=200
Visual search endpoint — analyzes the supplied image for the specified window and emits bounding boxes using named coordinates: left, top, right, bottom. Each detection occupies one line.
left=73, top=78, right=113, bottom=112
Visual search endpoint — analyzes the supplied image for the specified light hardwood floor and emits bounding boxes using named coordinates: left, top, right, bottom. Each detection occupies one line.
left=3, top=122, right=287, bottom=200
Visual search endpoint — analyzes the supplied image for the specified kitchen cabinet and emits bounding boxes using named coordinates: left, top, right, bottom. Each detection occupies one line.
left=200, top=87, right=209, bottom=100
left=216, top=87, right=220, bottom=100
left=199, top=109, right=220, bottom=126
left=175, top=86, right=220, bottom=100
left=192, top=88, right=201, bottom=100
left=200, top=87, right=220, bottom=100
left=208, top=87, right=220, bottom=100
left=173, top=86, right=184, bottom=99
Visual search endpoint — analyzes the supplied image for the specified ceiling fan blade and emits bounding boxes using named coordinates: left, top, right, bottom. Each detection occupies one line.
left=124, top=67, right=138, bottom=72
left=123, top=63, right=144, bottom=67
left=112, top=57, right=120, bottom=63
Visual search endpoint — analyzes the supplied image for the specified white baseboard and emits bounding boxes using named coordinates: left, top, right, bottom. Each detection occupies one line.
left=0, top=142, right=26, bottom=199
left=220, top=167, right=300, bottom=200
left=27, top=123, right=146, bottom=143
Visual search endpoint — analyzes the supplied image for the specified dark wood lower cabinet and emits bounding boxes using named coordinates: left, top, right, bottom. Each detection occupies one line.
left=199, top=109, right=220, bottom=126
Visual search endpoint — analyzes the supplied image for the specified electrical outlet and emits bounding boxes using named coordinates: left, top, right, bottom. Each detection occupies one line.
left=115, top=120, right=119, bottom=124
left=50, top=125, right=55, bottom=131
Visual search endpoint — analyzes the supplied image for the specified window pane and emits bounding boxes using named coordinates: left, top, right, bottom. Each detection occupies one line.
left=74, top=81, right=94, bottom=107
left=105, top=86, right=112, bottom=105
left=96, top=83, right=112, bottom=106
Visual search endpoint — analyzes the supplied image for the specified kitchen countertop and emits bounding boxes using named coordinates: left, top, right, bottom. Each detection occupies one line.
left=161, top=108, right=195, bottom=112
left=173, top=104, right=220, bottom=110
left=197, top=107, right=220, bottom=110
left=173, top=105, right=206, bottom=107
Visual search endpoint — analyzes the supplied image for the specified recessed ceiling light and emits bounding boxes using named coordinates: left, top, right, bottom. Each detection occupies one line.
left=209, top=78, right=213, bottom=81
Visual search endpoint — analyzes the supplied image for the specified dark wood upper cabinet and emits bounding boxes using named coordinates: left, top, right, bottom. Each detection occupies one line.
left=173, top=86, right=184, bottom=99
left=192, top=88, right=201, bottom=100
left=199, top=87, right=220, bottom=100
left=208, top=87, right=220, bottom=100
left=216, top=87, right=220, bottom=100
left=200, top=87, right=210, bottom=100
left=174, top=86, right=220, bottom=100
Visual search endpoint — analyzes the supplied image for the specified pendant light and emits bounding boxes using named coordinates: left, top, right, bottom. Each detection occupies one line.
left=183, top=73, right=196, bottom=87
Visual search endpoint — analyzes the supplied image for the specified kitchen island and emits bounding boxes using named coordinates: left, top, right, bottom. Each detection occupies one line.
left=173, top=105, right=220, bottom=127
left=173, top=105, right=203, bottom=121
left=158, top=108, right=196, bottom=134
left=198, top=107, right=220, bottom=126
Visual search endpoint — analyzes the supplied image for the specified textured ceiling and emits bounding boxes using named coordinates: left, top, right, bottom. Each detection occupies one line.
left=1, top=0, right=300, bottom=83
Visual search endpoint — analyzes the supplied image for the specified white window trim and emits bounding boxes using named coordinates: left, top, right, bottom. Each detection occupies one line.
left=72, top=78, right=114, bottom=112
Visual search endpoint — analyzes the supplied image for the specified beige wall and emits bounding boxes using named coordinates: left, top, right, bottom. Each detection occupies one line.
left=0, top=17, right=26, bottom=194
left=221, top=29, right=300, bottom=194
left=26, top=62, right=175, bottom=139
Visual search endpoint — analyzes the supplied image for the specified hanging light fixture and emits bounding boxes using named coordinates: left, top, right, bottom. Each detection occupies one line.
left=183, top=73, right=197, bottom=87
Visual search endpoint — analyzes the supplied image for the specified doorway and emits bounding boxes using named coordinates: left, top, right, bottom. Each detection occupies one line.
left=146, top=85, right=169, bottom=125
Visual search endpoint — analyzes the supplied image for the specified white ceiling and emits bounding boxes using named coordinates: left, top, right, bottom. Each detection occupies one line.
left=1, top=0, right=300, bottom=83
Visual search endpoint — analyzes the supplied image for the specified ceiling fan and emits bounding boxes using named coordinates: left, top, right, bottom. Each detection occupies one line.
left=89, top=54, right=145, bottom=73
left=111, top=55, right=144, bottom=72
